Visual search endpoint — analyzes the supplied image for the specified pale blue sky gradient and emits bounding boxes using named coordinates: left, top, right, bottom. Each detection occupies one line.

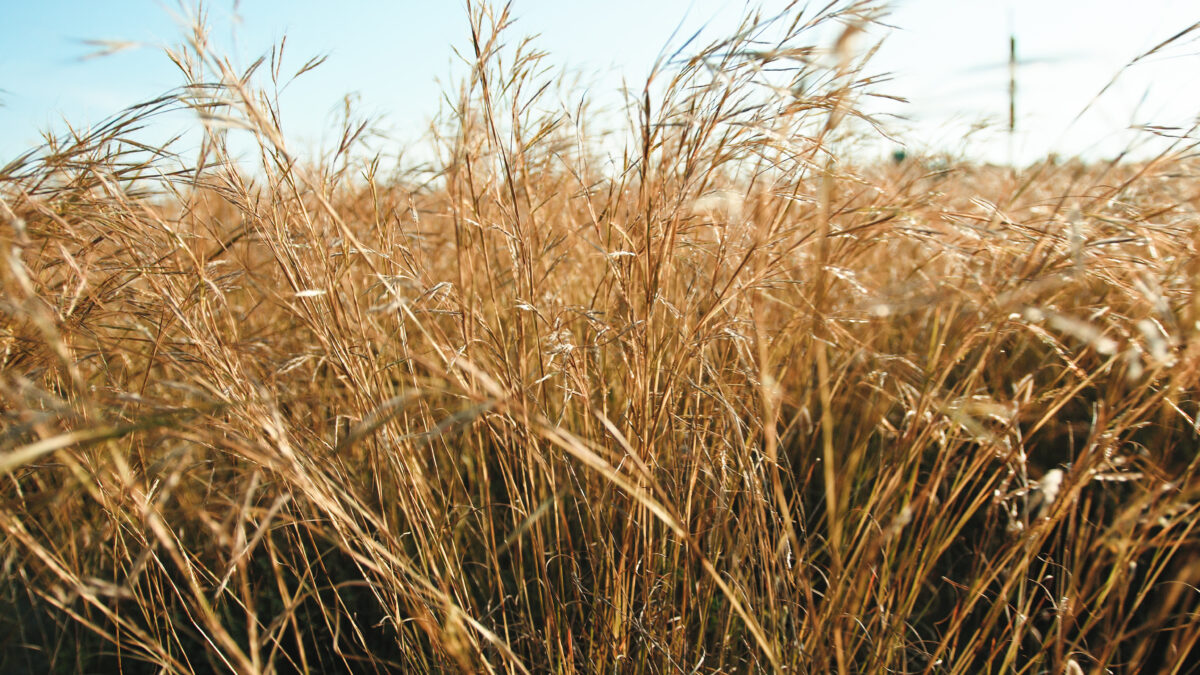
left=2, top=1, right=1198, bottom=166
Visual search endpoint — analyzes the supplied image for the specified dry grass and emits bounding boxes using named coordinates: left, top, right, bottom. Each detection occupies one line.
left=3, top=2, right=1200, bottom=673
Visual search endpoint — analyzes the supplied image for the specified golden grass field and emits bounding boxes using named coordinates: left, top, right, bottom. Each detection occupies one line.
left=3, top=2, right=1200, bottom=673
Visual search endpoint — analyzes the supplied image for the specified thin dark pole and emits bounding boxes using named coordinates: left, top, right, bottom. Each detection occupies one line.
left=1008, top=34, right=1017, bottom=135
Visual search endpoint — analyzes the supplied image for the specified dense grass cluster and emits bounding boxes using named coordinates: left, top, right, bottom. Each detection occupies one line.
left=3, top=2, right=1200, bottom=672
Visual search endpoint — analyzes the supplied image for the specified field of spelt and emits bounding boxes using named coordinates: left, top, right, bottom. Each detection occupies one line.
left=3, top=2, right=1200, bottom=673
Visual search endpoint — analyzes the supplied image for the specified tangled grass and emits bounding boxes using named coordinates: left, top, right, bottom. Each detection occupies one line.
left=2, top=2, right=1200, bottom=672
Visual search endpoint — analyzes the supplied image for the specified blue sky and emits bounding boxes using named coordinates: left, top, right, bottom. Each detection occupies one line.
left=2, top=1, right=1198, bottom=166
